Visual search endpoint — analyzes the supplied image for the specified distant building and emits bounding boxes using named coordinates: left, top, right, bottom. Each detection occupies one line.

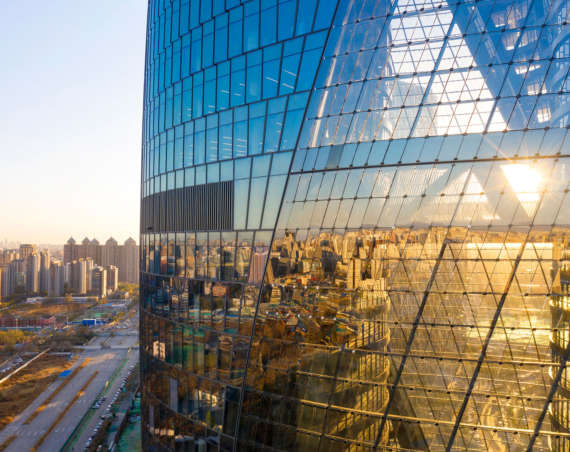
left=88, top=239, right=101, bottom=264
left=19, top=244, right=36, bottom=259
left=106, top=265, right=119, bottom=293
left=85, top=257, right=94, bottom=292
left=0, top=259, right=17, bottom=300
left=39, top=250, right=50, bottom=294
left=79, top=237, right=91, bottom=259
left=63, top=237, right=78, bottom=264
left=9, top=259, right=25, bottom=294
left=119, top=238, right=138, bottom=283
left=63, top=236, right=138, bottom=283
left=92, top=266, right=107, bottom=298
left=0, top=250, right=18, bottom=265
left=102, top=237, right=120, bottom=268
left=49, top=261, right=65, bottom=297
left=71, top=259, right=88, bottom=295
left=64, top=262, right=72, bottom=286
left=0, top=266, right=4, bottom=301
left=25, top=253, right=40, bottom=294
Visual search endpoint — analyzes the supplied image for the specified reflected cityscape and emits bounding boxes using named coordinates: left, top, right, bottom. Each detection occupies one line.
left=139, top=0, right=570, bottom=450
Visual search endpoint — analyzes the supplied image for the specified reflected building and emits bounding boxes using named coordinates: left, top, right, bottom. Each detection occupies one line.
left=551, top=243, right=570, bottom=451
left=140, top=0, right=570, bottom=451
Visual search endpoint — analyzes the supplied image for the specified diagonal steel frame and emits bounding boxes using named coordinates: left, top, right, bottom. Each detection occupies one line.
left=373, top=238, right=449, bottom=448
left=444, top=235, right=529, bottom=451
left=230, top=1, right=342, bottom=449
left=526, top=245, right=570, bottom=450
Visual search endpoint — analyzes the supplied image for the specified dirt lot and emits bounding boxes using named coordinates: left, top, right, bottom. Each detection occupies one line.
left=0, top=354, right=73, bottom=430
left=5, top=300, right=88, bottom=318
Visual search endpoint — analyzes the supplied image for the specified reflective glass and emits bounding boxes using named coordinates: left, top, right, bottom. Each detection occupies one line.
left=141, top=0, right=570, bottom=450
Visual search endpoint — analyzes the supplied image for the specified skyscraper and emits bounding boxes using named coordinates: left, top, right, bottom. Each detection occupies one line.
left=140, top=1, right=569, bottom=451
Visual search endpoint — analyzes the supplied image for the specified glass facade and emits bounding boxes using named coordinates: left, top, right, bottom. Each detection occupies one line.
left=139, top=0, right=570, bottom=450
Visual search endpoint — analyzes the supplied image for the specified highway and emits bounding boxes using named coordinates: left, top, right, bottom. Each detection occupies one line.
left=0, top=313, right=138, bottom=452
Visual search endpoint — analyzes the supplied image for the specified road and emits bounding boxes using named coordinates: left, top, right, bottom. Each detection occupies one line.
left=0, top=314, right=138, bottom=452
left=69, top=336, right=138, bottom=451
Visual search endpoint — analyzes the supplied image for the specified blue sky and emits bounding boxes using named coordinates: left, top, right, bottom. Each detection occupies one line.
left=0, top=1, right=147, bottom=244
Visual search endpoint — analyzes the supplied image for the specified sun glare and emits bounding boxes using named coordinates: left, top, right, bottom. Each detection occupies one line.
left=501, top=163, right=543, bottom=215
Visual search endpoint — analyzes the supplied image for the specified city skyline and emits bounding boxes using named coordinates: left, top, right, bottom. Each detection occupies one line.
left=0, top=235, right=140, bottom=249
left=0, top=237, right=139, bottom=300
left=0, top=1, right=147, bottom=244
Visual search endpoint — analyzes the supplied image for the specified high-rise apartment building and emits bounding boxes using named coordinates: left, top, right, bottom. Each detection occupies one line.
left=64, top=236, right=139, bottom=283
left=101, top=237, right=120, bottom=268
left=120, top=237, right=139, bottom=283
left=85, top=257, right=94, bottom=292
left=64, top=238, right=78, bottom=264
left=39, top=250, right=50, bottom=294
left=25, top=253, right=40, bottom=295
left=88, top=238, right=102, bottom=263
left=9, top=259, right=25, bottom=294
left=0, top=264, right=12, bottom=300
left=49, top=261, right=65, bottom=297
left=92, top=266, right=107, bottom=299
left=19, top=244, right=36, bottom=260
left=79, top=238, right=91, bottom=259
left=71, top=259, right=88, bottom=295
left=106, top=265, right=119, bottom=293
left=140, top=1, right=569, bottom=451
left=64, top=262, right=72, bottom=286
left=0, top=250, right=18, bottom=266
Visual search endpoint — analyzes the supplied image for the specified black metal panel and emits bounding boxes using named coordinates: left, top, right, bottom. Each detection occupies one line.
left=140, top=181, right=233, bottom=233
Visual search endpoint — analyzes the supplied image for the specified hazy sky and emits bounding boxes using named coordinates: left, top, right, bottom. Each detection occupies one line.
left=0, top=1, right=147, bottom=244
